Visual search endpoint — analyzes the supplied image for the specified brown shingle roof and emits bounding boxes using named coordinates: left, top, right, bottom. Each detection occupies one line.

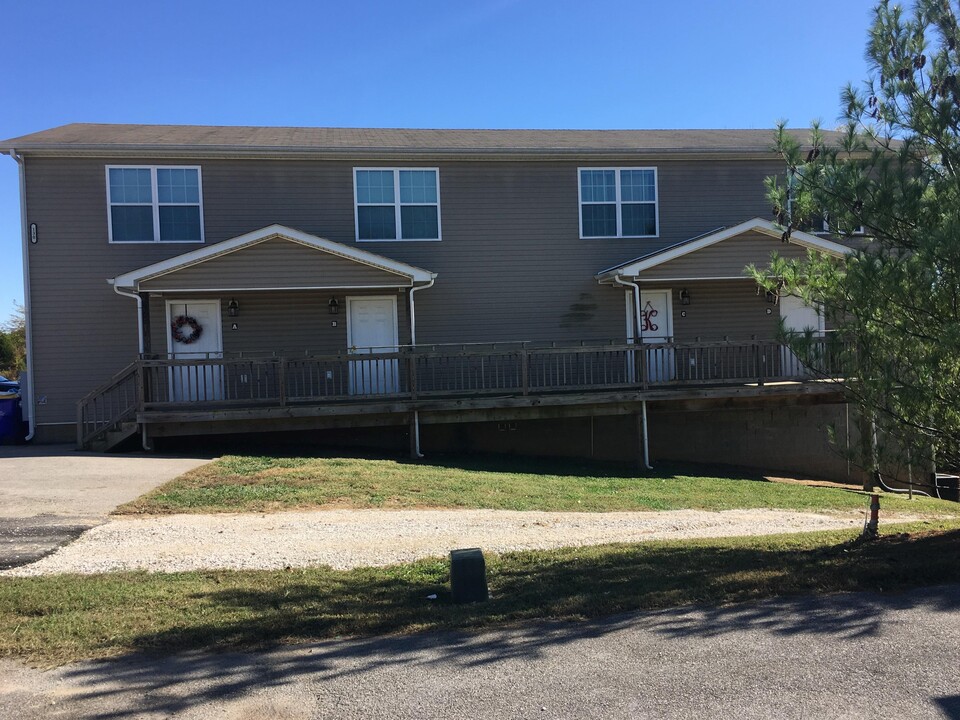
left=0, top=123, right=840, bottom=156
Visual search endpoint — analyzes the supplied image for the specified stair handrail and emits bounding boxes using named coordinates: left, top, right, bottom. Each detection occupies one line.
left=76, top=361, right=143, bottom=449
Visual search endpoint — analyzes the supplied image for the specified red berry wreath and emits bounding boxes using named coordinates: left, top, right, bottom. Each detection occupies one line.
left=171, top=315, right=203, bottom=344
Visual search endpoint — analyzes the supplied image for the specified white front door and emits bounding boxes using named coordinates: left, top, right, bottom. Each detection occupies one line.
left=347, top=296, right=399, bottom=395
left=166, top=300, right=224, bottom=402
left=626, top=288, right=675, bottom=382
left=779, top=295, right=824, bottom=377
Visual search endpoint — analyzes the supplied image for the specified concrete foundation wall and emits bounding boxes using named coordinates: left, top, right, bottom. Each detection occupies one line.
left=420, top=402, right=865, bottom=484
left=647, top=403, right=866, bottom=485
left=59, top=397, right=866, bottom=486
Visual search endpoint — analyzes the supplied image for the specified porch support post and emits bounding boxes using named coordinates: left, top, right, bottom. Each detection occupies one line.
left=140, top=293, right=151, bottom=354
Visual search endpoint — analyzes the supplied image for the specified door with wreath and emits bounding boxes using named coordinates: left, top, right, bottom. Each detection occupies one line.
left=166, top=300, right=224, bottom=402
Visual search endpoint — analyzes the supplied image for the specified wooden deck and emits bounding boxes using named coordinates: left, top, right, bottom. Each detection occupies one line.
left=78, top=338, right=851, bottom=447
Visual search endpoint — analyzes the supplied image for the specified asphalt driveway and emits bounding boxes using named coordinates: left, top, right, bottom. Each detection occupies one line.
left=0, top=584, right=957, bottom=719
left=0, top=444, right=211, bottom=569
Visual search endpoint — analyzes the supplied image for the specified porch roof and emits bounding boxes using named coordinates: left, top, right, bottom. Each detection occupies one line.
left=595, top=218, right=853, bottom=283
left=111, top=224, right=436, bottom=292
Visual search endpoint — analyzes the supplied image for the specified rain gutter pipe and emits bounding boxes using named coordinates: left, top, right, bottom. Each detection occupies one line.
left=612, top=273, right=653, bottom=470
left=109, top=282, right=149, bottom=450
left=9, top=150, right=35, bottom=441
left=407, top=277, right=436, bottom=458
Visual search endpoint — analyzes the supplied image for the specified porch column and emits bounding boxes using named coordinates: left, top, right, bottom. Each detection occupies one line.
left=140, top=293, right=151, bottom=354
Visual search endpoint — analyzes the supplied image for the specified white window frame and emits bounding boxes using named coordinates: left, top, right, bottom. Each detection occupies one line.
left=817, top=213, right=866, bottom=236
left=578, top=167, right=659, bottom=239
left=106, top=165, right=205, bottom=244
left=353, top=167, right=442, bottom=242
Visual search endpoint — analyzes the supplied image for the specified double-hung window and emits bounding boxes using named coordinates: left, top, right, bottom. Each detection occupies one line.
left=578, top=167, right=658, bottom=238
left=354, top=168, right=441, bottom=241
left=107, top=166, right=204, bottom=243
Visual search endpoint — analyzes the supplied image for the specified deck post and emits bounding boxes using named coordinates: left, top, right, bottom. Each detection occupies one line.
left=639, top=344, right=649, bottom=390
left=520, top=349, right=529, bottom=396
left=278, top=359, right=287, bottom=407
left=756, top=343, right=765, bottom=386
left=407, top=353, right=418, bottom=400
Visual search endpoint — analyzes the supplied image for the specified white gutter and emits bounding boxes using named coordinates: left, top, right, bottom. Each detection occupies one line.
left=10, top=150, right=35, bottom=441
left=407, top=276, right=436, bottom=346
left=612, top=273, right=653, bottom=470
left=110, top=281, right=145, bottom=354
left=407, top=276, right=436, bottom=459
left=110, top=281, right=149, bottom=450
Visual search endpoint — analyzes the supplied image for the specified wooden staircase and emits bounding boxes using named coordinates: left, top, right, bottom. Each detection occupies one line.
left=76, top=362, right=142, bottom=451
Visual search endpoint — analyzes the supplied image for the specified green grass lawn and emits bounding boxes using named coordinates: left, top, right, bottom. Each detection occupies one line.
left=3, top=520, right=960, bottom=666
left=116, top=453, right=960, bottom=516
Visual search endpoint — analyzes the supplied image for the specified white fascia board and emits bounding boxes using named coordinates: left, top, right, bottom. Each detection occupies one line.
left=112, top=224, right=436, bottom=289
left=595, top=217, right=852, bottom=281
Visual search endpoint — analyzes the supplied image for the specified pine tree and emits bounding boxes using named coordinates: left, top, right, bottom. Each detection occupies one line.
left=755, top=0, right=960, bottom=477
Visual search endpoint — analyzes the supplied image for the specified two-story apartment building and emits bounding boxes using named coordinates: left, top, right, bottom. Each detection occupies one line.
left=1, top=124, right=858, bottom=480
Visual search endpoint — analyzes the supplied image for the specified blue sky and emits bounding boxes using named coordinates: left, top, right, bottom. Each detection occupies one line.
left=0, top=0, right=878, bottom=321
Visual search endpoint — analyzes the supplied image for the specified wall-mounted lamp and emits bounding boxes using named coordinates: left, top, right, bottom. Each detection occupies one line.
left=328, top=296, right=340, bottom=315
left=227, top=298, right=240, bottom=317
left=765, top=290, right=778, bottom=305
left=679, top=288, right=691, bottom=306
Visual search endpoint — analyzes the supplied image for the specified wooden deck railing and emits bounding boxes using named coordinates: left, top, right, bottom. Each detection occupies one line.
left=76, top=361, right=142, bottom=448
left=135, top=338, right=851, bottom=410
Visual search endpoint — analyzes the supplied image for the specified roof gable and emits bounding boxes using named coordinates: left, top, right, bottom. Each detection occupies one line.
left=596, top=218, right=852, bottom=280
left=112, top=225, right=435, bottom=291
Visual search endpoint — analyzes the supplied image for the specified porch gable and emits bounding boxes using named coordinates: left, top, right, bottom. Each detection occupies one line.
left=596, top=218, right=852, bottom=282
left=112, top=224, right=436, bottom=292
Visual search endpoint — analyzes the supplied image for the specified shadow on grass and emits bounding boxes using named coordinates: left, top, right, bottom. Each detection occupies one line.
left=28, top=530, right=960, bottom=718
left=177, top=433, right=776, bottom=484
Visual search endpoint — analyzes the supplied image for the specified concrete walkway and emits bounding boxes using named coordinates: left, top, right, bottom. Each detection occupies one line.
left=0, top=444, right=211, bottom=570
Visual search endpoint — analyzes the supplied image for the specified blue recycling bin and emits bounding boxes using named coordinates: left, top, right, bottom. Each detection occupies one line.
left=0, top=391, right=21, bottom=444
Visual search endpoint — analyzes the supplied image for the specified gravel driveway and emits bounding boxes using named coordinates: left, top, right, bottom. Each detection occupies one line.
left=2, top=507, right=876, bottom=576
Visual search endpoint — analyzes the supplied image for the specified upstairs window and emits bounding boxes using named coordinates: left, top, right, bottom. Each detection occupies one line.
left=354, top=168, right=441, bottom=241
left=107, top=166, right=204, bottom=243
left=579, top=167, right=658, bottom=238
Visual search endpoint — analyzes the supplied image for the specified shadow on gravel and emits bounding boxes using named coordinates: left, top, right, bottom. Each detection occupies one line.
left=936, top=695, right=960, bottom=720
left=53, top=584, right=960, bottom=720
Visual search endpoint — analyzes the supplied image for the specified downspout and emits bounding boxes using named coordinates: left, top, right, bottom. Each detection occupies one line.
left=110, top=282, right=149, bottom=450
left=10, top=150, right=35, bottom=441
left=612, top=273, right=653, bottom=470
left=407, top=276, right=436, bottom=459
left=408, top=276, right=436, bottom=346
left=110, top=281, right=145, bottom=354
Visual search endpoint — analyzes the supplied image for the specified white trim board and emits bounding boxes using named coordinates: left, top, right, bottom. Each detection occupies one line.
left=112, top=224, right=436, bottom=290
left=143, top=284, right=414, bottom=293
left=595, top=217, right=852, bottom=281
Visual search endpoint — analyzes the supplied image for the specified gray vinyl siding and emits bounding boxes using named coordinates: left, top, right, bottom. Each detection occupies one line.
left=147, top=290, right=410, bottom=357
left=140, top=238, right=407, bottom=291
left=641, top=281, right=781, bottom=342
left=23, top=155, right=782, bottom=425
left=638, top=232, right=811, bottom=280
